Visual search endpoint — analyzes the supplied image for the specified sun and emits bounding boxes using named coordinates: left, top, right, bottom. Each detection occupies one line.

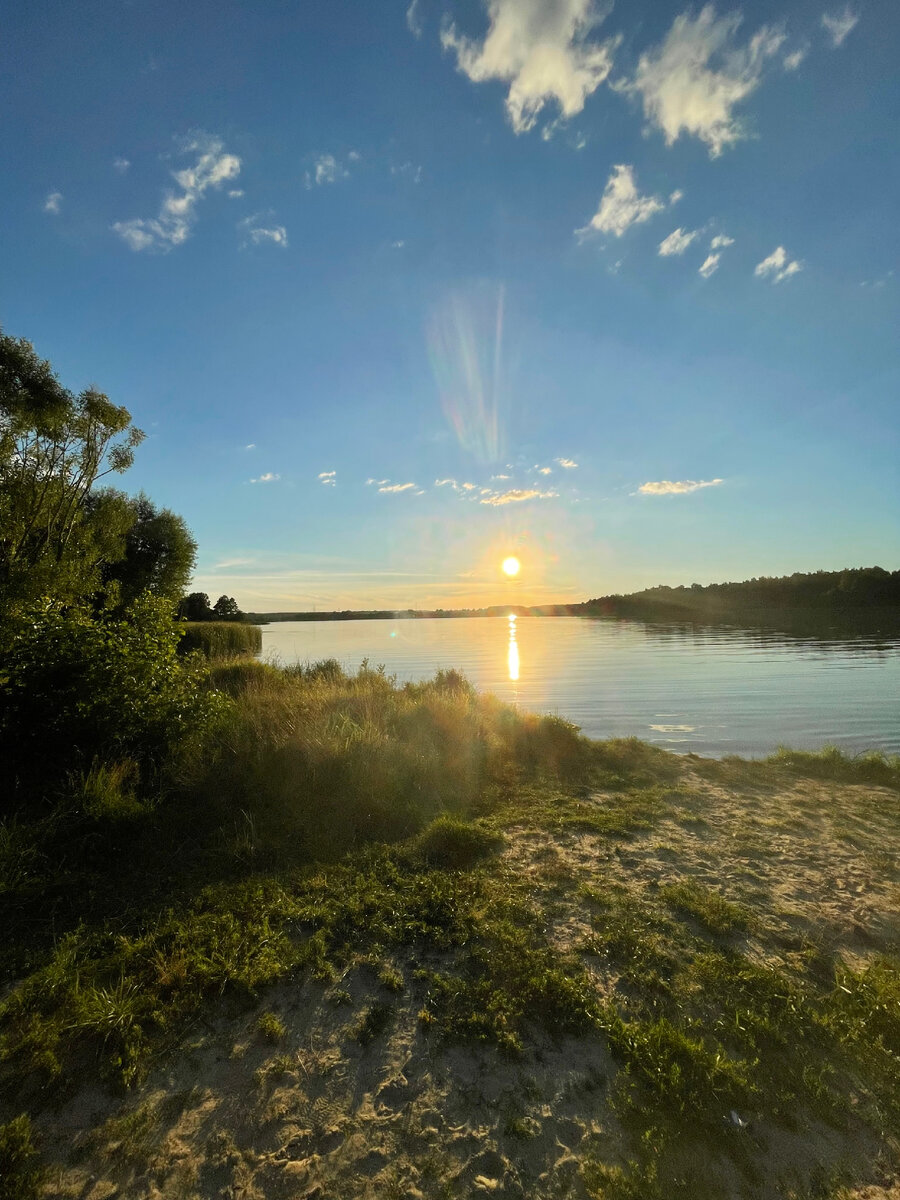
left=501, top=556, right=521, bottom=577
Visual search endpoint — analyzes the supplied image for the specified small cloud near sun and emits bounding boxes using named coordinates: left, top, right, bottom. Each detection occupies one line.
left=555, top=458, right=578, bottom=469
left=368, top=479, right=418, bottom=494
left=636, top=478, right=723, bottom=495
left=480, top=488, right=557, bottom=506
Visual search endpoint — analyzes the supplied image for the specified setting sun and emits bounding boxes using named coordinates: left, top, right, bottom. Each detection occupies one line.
left=501, top=556, right=521, bottom=577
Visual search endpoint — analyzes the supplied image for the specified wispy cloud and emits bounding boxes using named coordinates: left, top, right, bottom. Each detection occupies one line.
left=556, top=458, right=578, bottom=469
left=441, top=0, right=621, bottom=134
left=480, top=487, right=557, bottom=506
left=245, top=443, right=256, bottom=450
left=43, top=191, right=63, bottom=215
left=113, top=157, right=130, bottom=174
left=710, top=233, right=734, bottom=249
left=536, top=465, right=553, bottom=476
left=658, top=227, right=699, bottom=256
left=112, top=131, right=240, bottom=251
left=305, top=153, right=354, bottom=189
left=406, top=0, right=423, bottom=38
left=250, top=472, right=280, bottom=484
left=577, top=164, right=671, bottom=239
left=377, top=481, right=418, bottom=494
left=637, top=478, right=723, bottom=495
left=783, top=46, right=807, bottom=70
left=698, top=253, right=720, bottom=278
left=620, top=6, right=785, bottom=157
left=238, top=213, right=288, bottom=247
left=755, top=245, right=803, bottom=283
left=318, top=470, right=336, bottom=486
left=822, top=6, right=858, bottom=47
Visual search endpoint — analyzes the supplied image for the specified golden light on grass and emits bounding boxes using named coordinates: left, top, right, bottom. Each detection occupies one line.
left=501, top=556, right=521, bottom=577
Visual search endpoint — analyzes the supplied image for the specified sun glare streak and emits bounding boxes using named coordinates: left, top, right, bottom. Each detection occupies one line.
left=427, top=287, right=507, bottom=463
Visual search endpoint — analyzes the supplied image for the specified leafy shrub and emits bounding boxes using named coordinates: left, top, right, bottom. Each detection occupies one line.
left=0, top=596, right=226, bottom=792
left=178, top=621, right=262, bottom=660
left=415, top=815, right=503, bottom=869
left=0, top=1114, right=44, bottom=1200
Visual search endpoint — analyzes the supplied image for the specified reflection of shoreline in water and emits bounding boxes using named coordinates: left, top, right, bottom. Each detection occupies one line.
left=507, top=614, right=519, bottom=682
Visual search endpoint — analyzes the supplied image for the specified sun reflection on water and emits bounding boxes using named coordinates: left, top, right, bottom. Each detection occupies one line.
left=507, top=613, right=520, bottom=682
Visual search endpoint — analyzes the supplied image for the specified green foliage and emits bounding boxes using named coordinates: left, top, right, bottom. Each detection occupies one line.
left=0, top=328, right=144, bottom=620
left=178, top=621, right=262, bottom=659
left=768, top=744, right=900, bottom=788
left=660, top=881, right=750, bottom=935
left=414, top=815, right=503, bottom=869
left=0, top=596, right=225, bottom=788
left=0, top=1114, right=44, bottom=1200
left=102, top=493, right=197, bottom=608
left=256, top=1011, right=286, bottom=1044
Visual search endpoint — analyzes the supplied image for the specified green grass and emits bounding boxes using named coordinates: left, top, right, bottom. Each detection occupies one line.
left=2, top=656, right=899, bottom=1197
left=178, top=620, right=262, bottom=659
left=0, top=1115, right=44, bottom=1200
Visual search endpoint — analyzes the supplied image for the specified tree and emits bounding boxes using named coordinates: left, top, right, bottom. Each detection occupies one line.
left=0, top=328, right=144, bottom=618
left=212, top=594, right=241, bottom=621
left=102, top=493, right=197, bottom=608
left=179, top=592, right=213, bottom=621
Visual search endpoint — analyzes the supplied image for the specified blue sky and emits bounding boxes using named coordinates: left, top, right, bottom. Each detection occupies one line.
left=2, top=0, right=898, bottom=609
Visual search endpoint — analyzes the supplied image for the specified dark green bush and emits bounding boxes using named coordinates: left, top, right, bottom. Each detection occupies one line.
left=178, top=621, right=262, bottom=659
left=415, top=815, right=503, bottom=869
left=0, top=1114, right=44, bottom=1200
left=0, top=596, right=226, bottom=793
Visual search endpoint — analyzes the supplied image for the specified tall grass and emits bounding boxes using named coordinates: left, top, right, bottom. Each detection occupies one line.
left=178, top=621, right=262, bottom=659
left=178, top=659, right=586, bottom=862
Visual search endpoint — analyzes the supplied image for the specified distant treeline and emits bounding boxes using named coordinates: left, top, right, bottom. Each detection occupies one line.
left=575, top=566, right=900, bottom=619
left=249, top=567, right=899, bottom=625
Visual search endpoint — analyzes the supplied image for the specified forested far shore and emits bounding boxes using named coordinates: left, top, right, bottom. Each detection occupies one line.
left=249, top=565, right=900, bottom=623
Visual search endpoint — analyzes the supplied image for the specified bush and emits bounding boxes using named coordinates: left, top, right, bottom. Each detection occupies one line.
left=415, top=815, right=503, bottom=869
left=0, top=1115, right=44, bottom=1200
left=178, top=621, right=262, bottom=660
left=0, top=596, right=226, bottom=794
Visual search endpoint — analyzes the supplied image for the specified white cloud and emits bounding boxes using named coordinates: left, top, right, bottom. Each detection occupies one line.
left=245, top=443, right=256, bottom=450
left=239, top=214, right=289, bottom=247
left=250, top=472, right=280, bottom=484
left=392, top=240, right=406, bottom=249
left=378, top=481, right=417, bottom=493
left=658, top=226, right=699, bottom=256
left=318, top=470, right=336, bottom=486
left=441, top=0, right=621, bottom=134
left=698, top=253, right=720, bottom=277
left=112, top=131, right=240, bottom=252
left=536, top=465, right=552, bottom=475
left=710, top=233, right=734, bottom=248
left=577, top=164, right=669, bottom=239
left=113, top=158, right=130, bottom=174
left=556, top=457, right=578, bottom=469
left=228, top=188, right=244, bottom=198
left=480, top=487, right=557, bottom=506
left=406, top=0, right=423, bottom=38
left=43, top=191, right=63, bottom=215
left=621, top=6, right=785, bottom=158
left=637, top=478, right=723, bottom=495
left=754, top=245, right=803, bottom=283
left=822, top=7, right=858, bottom=47
left=782, top=47, right=807, bottom=70
left=491, top=473, right=511, bottom=480
left=306, top=153, right=350, bottom=189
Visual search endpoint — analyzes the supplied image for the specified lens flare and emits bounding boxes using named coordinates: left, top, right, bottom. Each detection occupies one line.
left=502, top=556, right=520, bottom=577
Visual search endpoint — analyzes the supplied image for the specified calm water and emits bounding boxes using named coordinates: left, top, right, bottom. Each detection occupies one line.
left=260, top=616, right=900, bottom=758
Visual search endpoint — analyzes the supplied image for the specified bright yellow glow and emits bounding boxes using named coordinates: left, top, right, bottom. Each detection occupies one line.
left=501, top=556, right=521, bottom=577
left=507, top=616, right=519, bottom=681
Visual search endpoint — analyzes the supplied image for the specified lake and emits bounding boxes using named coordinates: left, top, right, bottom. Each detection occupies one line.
left=260, top=616, right=900, bottom=759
